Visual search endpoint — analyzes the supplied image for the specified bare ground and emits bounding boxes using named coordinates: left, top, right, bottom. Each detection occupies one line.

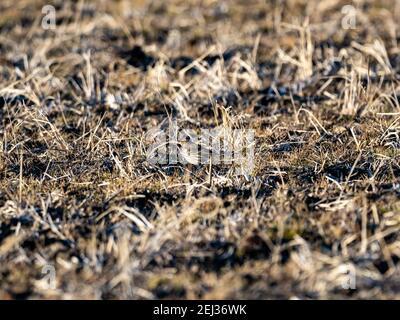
left=1, top=0, right=400, bottom=299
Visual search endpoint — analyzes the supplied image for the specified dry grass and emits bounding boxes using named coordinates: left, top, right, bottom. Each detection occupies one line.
left=1, top=0, right=400, bottom=299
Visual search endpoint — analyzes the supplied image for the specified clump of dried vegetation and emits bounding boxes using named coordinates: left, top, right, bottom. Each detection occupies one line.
left=1, top=0, right=400, bottom=299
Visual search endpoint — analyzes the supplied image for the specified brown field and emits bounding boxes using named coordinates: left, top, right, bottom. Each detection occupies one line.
left=1, top=0, right=400, bottom=299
